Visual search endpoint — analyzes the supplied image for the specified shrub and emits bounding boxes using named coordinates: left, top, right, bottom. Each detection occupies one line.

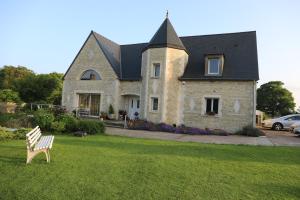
left=207, top=129, right=230, bottom=136
left=13, top=128, right=31, bottom=139
left=236, top=125, right=265, bottom=137
left=175, top=125, right=209, bottom=135
left=58, top=114, right=78, bottom=132
left=0, top=89, right=21, bottom=103
left=33, top=109, right=55, bottom=131
left=0, top=130, right=15, bottom=141
left=50, top=106, right=67, bottom=117
left=51, top=121, right=66, bottom=132
left=158, top=123, right=176, bottom=132
left=77, top=120, right=105, bottom=134
left=0, top=113, right=33, bottom=128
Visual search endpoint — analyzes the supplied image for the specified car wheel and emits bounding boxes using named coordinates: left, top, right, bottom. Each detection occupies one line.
left=273, top=123, right=283, bottom=131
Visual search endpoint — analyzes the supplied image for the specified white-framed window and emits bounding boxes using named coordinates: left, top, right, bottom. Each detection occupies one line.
left=205, top=98, right=219, bottom=115
left=152, top=63, right=161, bottom=78
left=205, top=55, right=224, bottom=76
left=151, top=97, right=159, bottom=111
left=208, top=58, right=221, bottom=75
left=81, top=70, right=101, bottom=80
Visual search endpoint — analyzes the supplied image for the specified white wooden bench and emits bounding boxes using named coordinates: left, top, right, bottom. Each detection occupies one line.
left=26, top=126, right=54, bottom=164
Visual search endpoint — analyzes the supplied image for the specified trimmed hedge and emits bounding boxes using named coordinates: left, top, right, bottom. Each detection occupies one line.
left=77, top=120, right=105, bottom=134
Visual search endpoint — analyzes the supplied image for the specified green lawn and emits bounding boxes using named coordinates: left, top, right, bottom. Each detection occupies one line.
left=0, top=134, right=300, bottom=200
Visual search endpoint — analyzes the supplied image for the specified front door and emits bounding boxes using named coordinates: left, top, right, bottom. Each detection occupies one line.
left=128, top=97, right=140, bottom=119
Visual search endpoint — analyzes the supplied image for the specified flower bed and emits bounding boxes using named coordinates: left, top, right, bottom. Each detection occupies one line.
left=127, top=120, right=230, bottom=136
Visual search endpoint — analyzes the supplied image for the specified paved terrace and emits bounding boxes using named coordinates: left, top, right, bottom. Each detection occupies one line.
left=106, top=127, right=300, bottom=147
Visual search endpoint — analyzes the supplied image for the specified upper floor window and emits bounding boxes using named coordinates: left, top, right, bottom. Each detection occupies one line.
left=152, top=63, right=161, bottom=78
left=205, top=55, right=224, bottom=76
left=80, top=70, right=101, bottom=80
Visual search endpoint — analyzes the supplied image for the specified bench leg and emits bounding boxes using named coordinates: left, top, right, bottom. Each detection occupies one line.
left=26, top=149, right=50, bottom=164
left=45, top=149, right=51, bottom=163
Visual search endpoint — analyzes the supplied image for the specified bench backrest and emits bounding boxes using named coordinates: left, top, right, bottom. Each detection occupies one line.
left=26, top=126, right=42, bottom=150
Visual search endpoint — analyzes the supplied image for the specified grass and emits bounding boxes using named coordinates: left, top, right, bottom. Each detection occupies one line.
left=0, top=134, right=300, bottom=200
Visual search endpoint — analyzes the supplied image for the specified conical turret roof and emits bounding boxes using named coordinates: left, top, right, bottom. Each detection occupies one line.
left=147, top=18, right=186, bottom=51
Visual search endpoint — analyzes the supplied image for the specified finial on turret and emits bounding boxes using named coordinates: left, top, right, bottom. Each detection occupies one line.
left=166, top=10, right=169, bottom=18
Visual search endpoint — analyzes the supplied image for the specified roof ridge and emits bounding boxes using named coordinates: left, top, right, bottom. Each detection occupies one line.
left=92, top=31, right=120, bottom=46
left=180, top=31, right=256, bottom=39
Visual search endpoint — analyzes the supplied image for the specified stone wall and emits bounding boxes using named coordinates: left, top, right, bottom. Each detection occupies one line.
left=182, top=81, right=256, bottom=133
left=62, top=34, right=119, bottom=113
left=164, top=48, right=188, bottom=124
left=119, top=81, right=141, bottom=110
left=140, top=48, right=166, bottom=123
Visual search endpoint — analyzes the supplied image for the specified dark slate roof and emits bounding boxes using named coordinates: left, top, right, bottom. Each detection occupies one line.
left=180, top=31, right=259, bottom=80
left=65, top=19, right=258, bottom=81
left=92, top=31, right=121, bottom=77
left=120, top=43, right=147, bottom=80
left=146, top=18, right=186, bottom=51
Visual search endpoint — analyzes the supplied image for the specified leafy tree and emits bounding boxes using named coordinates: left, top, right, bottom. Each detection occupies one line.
left=0, top=89, right=21, bottom=103
left=46, top=73, right=63, bottom=105
left=15, top=73, right=62, bottom=103
left=0, top=65, right=34, bottom=90
left=257, top=81, right=295, bottom=117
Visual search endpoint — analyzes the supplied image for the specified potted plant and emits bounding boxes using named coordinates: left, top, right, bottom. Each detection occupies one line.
left=108, top=104, right=115, bottom=119
left=100, top=112, right=108, bottom=120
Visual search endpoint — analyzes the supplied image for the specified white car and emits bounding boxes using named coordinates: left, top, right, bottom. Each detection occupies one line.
left=263, top=114, right=300, bottom=131
left=294, top=127, right=300, bottom=135
left=290, top=121, right=300, bottom=135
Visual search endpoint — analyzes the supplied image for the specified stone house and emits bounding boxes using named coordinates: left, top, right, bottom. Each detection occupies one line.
left=62, top=17, right=259, bottom=132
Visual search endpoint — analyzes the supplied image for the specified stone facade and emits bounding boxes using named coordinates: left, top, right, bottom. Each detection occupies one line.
left=62, top=34, right=256, bottom=133
left=62, top=34, right=119, bottom=113
left=182, top=81, right=256, bottom=132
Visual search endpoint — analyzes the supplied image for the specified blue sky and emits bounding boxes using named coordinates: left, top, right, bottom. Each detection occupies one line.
left=0, top=0, right=299, bottom=108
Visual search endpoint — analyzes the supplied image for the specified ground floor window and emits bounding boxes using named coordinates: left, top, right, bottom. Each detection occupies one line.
left=78, top=93, right=101, bottom=116
left=151, top=97, right=159, bottom=111
left=205, top=98, right=219, bottom=115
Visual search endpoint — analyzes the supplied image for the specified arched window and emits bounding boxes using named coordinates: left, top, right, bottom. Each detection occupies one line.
left=80, top=70, right=101, bottom=80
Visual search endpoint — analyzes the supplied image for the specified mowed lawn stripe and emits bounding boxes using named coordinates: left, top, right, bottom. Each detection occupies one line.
left=0, top=134, right=299, bottom=200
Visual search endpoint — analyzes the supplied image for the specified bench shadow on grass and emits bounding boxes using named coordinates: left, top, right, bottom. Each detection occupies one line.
left=55, top=136, right=300, bottom=166
left=0, top=155, right=24, bottom=165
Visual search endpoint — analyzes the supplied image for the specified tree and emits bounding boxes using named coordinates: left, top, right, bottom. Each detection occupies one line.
left=0, top=65, right=34, bottom=90
left=46, top=73, right=63, bottom=105
left=0, top=89, right=21, bottom=103
left=15, top=73, right=62, bottom=103
left=257, top=81, right=295, bottom=117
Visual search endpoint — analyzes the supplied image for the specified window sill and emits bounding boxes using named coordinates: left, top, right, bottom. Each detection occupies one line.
left=149, top=110, right=159, bottom=113
left=203, top=113, right=221, bottom=118
left=150, top=77, right=160, bottom=79
left=205, top=74, right=222, bottom=77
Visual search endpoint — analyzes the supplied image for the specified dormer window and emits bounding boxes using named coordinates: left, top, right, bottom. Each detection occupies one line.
left=81, top=70, right=101, bottom=80
left=205, top=55, right=224, bottom=76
